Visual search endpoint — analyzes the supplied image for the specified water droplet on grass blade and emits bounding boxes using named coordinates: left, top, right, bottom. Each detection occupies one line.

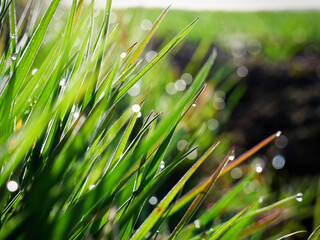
left=160, top=161, right=165, bottom=169
left=192, top=103, right=196, bottom=107
left=7, top=181, right=18, bottom=192
left=11, top=54, right=17, bottom=61
left=73, top=112, right=80, bottom=119
left=255, top=163, right=263, bottom=173
left=11, top=34, right=15, bottom=39
left=120, top=52, right=127, bottom=59
left=194, top=219, right=201, bottom=229
left=296, top=193, right=303, bottom=202
left=32, top=69, right=38, bottom=75
left=132, top=104, right=141, bottom=113
left=276, top=131, right=282, bottom=137
left=89, top=184, right=95, bottom=190
left=59, top=78, right=66, bottom=87
left=258, top=196, right=264, bottom=203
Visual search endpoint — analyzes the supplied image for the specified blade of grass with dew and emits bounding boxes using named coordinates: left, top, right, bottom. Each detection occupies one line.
left=169, top=146, right=235, bottom=240
left=168, top=131, right=281, bottom=214
left=308, top=225, right=320, bottom=240
left=173, top=172, right=256, bottom=239
left=115, top=18, right=199, bottom=102
left=117, top=146, right=199, bottom=229
left=11, top=0, right=61, bottom=97
left=130, top=141, right=219, bottom=240
left=208, top=203, right=255, bottom=240
left=108, top=101, right=143, bottom=169
left=199, top=171, right=256, bottom=225
left=122, top=5, right=170, bottom=70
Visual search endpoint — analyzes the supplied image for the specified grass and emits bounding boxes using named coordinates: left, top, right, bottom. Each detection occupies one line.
left=125, top=8, right=320, bottom=60
left=0, top=0, right=319, bottom=239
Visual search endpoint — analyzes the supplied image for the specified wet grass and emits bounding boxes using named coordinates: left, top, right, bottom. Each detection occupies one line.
left=0, top=1, right=319, bottom=239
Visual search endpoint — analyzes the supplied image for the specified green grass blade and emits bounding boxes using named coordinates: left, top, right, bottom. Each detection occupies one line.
left=12, top=0, right=61, bottom=96
left=209, top=203, right=255, bottom=240
left=308, top=225, right=320, bottom=240
left=169, top=146, right=235, bottom=240
left=170, top=132, right=280, bottom=212
left=115, top=18, right=199, bottom=102
left=123, top=5, right=170, bottom=69
left=130, top=141, right=219, bottom=240
left=276, top=230, right=308, bottom=240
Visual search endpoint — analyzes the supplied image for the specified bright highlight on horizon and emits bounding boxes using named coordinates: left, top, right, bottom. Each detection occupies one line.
left=61, top=0, right=320, bottom=11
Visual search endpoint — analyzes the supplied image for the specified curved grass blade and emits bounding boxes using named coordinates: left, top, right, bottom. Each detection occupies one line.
left=308, top=225, right=320, bottom=240
left=169, top=131, right=281, bottom=214
left=209, top=203, right=255, bottom=240
left=130, top=141, right=219, bottom=240
left=122, top=5, right=170, bottom=70
left=169, top=146, right=235, bottom=240
left=221, top=131, right=281, bottom=175
left=276, top=230, right=308, bottom=240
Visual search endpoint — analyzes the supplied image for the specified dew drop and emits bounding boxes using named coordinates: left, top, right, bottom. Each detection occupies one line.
left=255, top=163, right=263, bottom=173
left=296, top=192, right=303, bottom=202
left=7, top=180, right=18, bottom=192
left=258, top=196, right=264, bottom=203
left=194, top=219, right=201, bottom=229
left=228, top=151, right=235, bottom=161
left=192, top=103, right=196, bottom=107
left=32, top=68, right=38, bottom=75
left=73, top=112, right=80, bottom=119
left=120, top=52, right=127, bottom=59
left=89, top=184, right=95, bottom=190
left=276, top=131, right=282, bottom=137
left=137, top=112, right=142, bottom=118
left=160, top=161, right=165, bottom=170
left=59, top=78, right=66, bottom=87
left=132, top=104, right=141, bottom=113
left=11, top=34, right=15, bottom=39
left=11, top=55, right=17, bottom=61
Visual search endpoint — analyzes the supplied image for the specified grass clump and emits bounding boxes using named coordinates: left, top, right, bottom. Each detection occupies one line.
left=0, top=0, right=317, bottom=239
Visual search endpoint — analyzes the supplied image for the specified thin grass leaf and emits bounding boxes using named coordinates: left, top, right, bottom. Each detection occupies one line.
left=276, top=230, right=308, bottom=240
left=12, top=0, right=61, bottom=96
left=130, top=141, right=219, bottom=240
left=115, top=18, right=199, bottom=102
left=169, top=146, right=235, bottom=240
left=308, top=225, right=320, bottom=240
left=209, top=203, right=255, bottom=240
left=170, top=131, right=281, bottom=214
left=239, top=211, right=281, bottom=239
left=122, top=5, right=170, bottom=70
left=221, top=131, right=281, bottom=175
